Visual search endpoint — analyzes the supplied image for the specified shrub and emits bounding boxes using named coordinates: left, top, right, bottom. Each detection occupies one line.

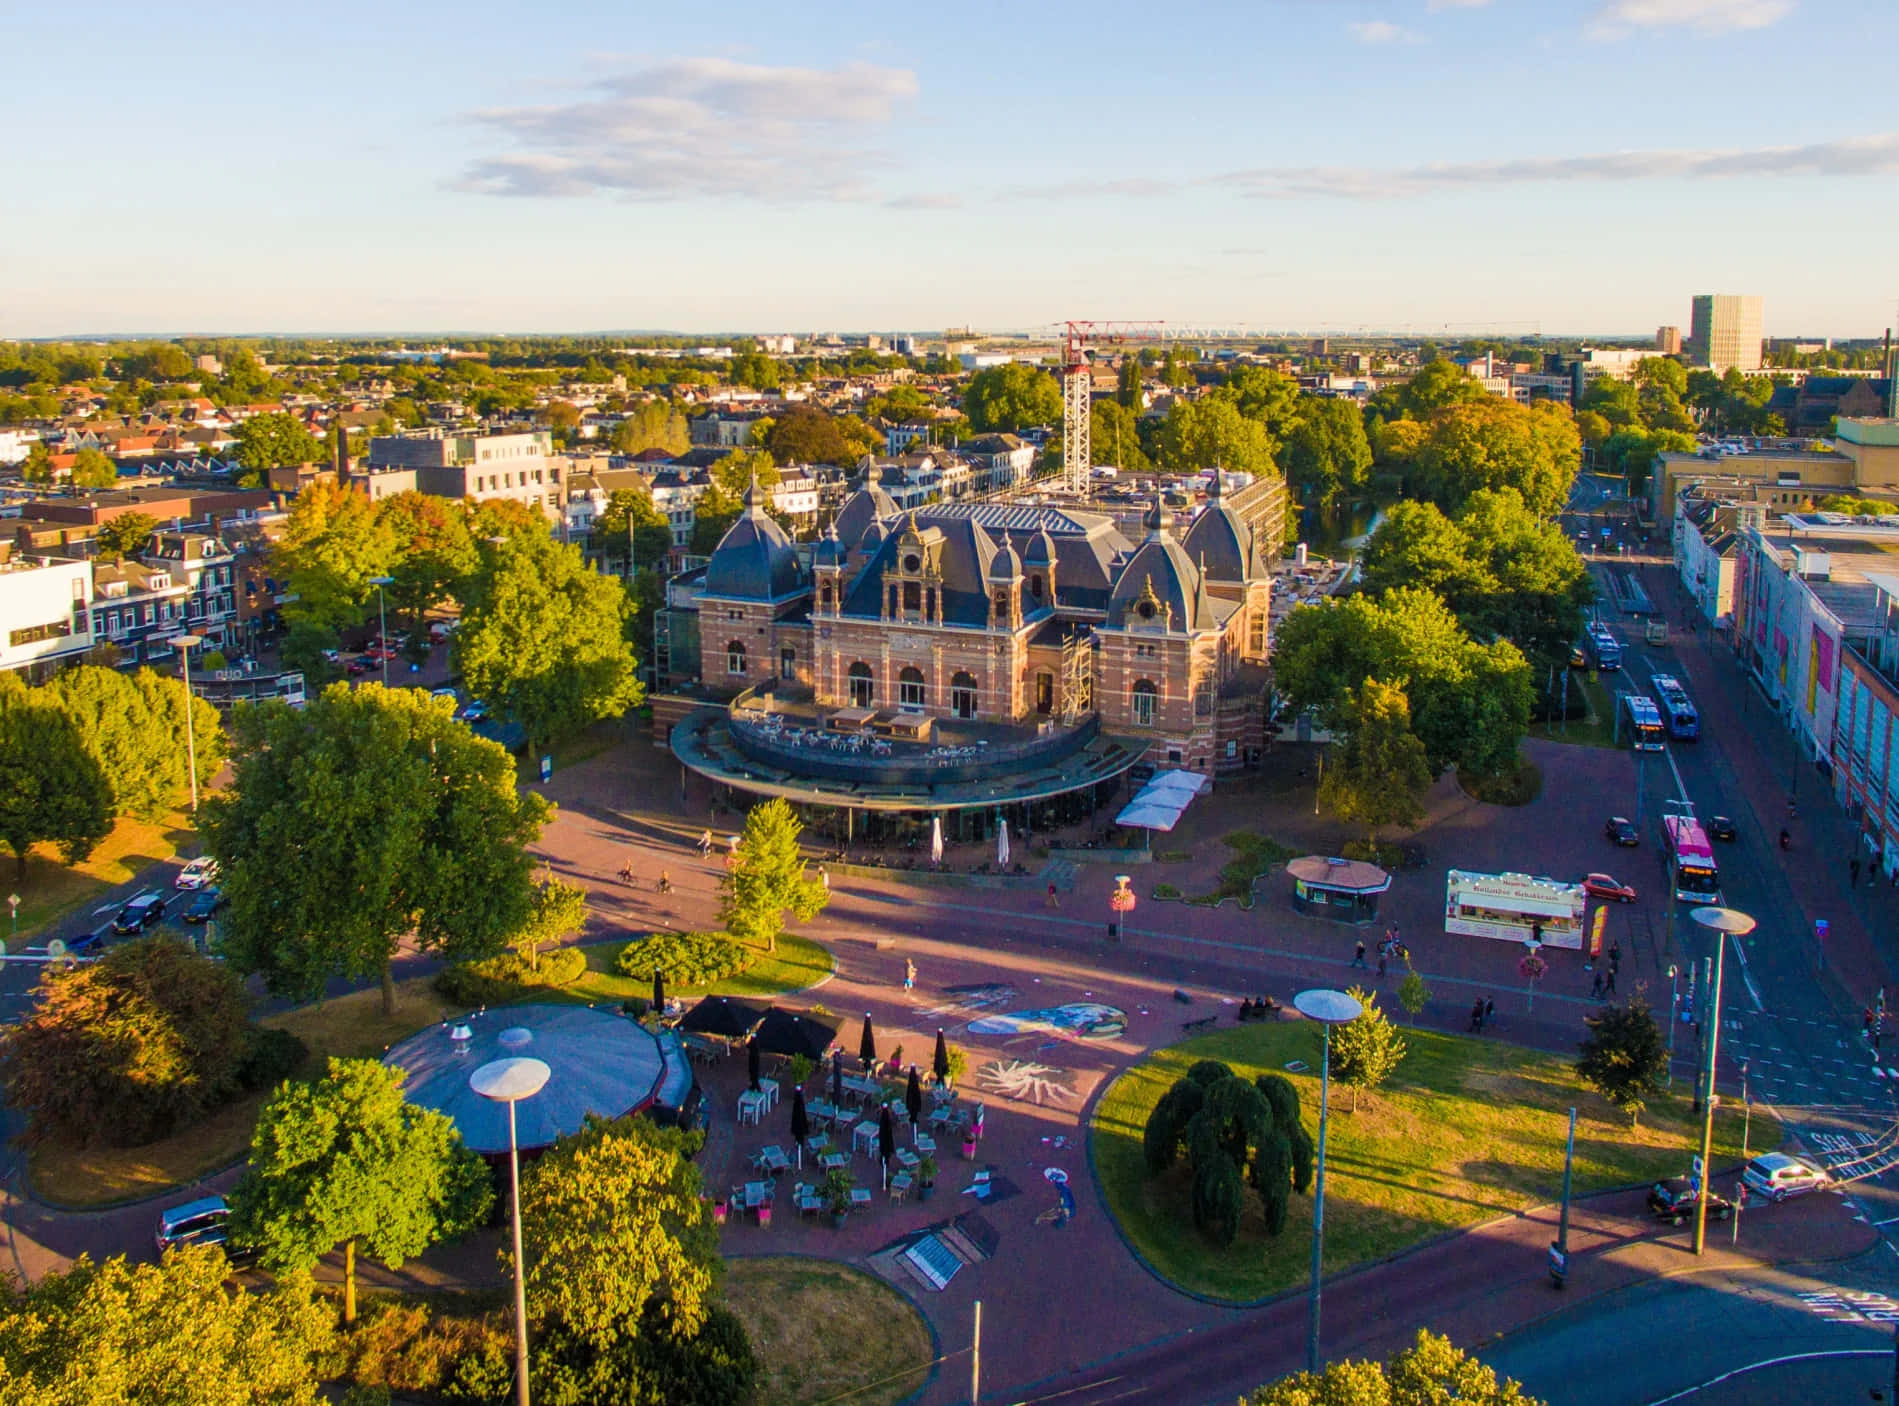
left=0, top=935, right=253, bottom=1146
left=336, top=1297, right=509, bottom=1398
left=614, top=931, right=754, bottom=987
left=786, top=1053, right=814, bottom=1088
left=1152, top=883, right=1182, bottom=899
left=432, top=947, right=587, bottom=1006
left=530, top=1303, right=759, bottom=1406
left=237, top=1026, right=308, bottom=1091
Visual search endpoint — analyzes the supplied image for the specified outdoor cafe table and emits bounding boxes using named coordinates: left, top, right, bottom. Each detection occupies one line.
left=806, top=1098, right=839, bottom=1127
left=742, top=1181, right=769, bottom=1210
left=914, top=1132, right=936, bottom=1155
left=757, top=1076, right=780, bottom=1110
left=738, top=1090, right=766, bottom=1126
left=851, top=1121, right=880, bottom=1157
left=841, top=1075, right=881, bottom=1102
left=755, top=1145, right=790, bottom=1174
left=849, top=1188, right=873, bottom=1208
left=894, top=1147, right=920, bottom=1172
left=820, top=1151, right=848, bottom=1173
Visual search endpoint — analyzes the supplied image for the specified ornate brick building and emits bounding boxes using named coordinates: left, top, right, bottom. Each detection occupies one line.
left=681, top=475, right=1271, bottom=774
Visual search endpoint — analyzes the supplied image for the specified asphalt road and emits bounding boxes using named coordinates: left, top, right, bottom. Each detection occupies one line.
left=1483, top=1255, right=1899, bottom=1406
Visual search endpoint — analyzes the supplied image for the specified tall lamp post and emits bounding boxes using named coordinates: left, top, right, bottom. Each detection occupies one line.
left=471, top=1055, right=552, bottom=1406
left=1664, top=964, right=1680, bottom=1087
left=172, top=633, right=204, bottom=812
left=1689, top=905, right=1757, bottom=1257
left=367, top=575, right=394, bottom=688
left=1293, top=987, right=1364, bottom=1374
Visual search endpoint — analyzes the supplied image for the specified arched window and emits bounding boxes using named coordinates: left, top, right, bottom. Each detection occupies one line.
left=726, top=640, right=747, bottom=676
left=1035, top=671, right=1054, bottom=715
left=902, top=581, right=921, bottom=612
left=1132, top=678, right=1159, bottom=727
left=951, top=671, right=979, bottom=719
left=848, top=662, right=874, bottom=708
left=993, top=590, right=1009, bottom=618
left=1029, top=573, right=1045, bottom=602
left=898, top=666, right=926, bottom=711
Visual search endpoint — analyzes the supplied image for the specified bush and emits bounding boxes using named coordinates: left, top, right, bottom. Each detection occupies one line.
left=335, top=1297, right=509, bottom=1398
left=237, top=1026, right=308, bottom=1092
left=432, top=947, right=587, bottom=1006
left=614, top=931, right=754, bottom=987
left=0, top=935, right=253, bottom=1147
left=621, top=996, right=650, bottom=1019
left=1458, top=758, right=1543, bottom=807
left=529, top=1304, right=759, bottom=1406
left=1152, top=883, right=1182, bottom=899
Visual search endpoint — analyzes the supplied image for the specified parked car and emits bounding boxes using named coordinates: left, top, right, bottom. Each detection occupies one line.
left=1708, top=815, right=1738, bottom=842
left=66, top=919, right=114, bottom=955
left=182, top=888, right=227, bottom=924
left=1583, top=873, right=1637, bottom=903
left=1647, top=1178, right=1733, bottom=1224
left=175, top=856, right=219, bottom=890
left=1743, top=1153, right=1830, bottom=1202
left=428, top=621, right=453, bottom=644
left=345, top=656, right=373, bottom=677
left=113, top=891, right=169, bottom=935
left=1604, top=816, right=1639, bottom=847
left=1569, top=645, right=1589, bottom=668
left=153, top=1196, right=256, bottom=1267
left=321, top=648, right=341, bottom=664
left=461, top=699, right=489, bottom=722
left=431, top=687, right=458, bottom=703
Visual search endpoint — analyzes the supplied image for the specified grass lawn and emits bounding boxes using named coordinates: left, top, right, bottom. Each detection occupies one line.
left=1542, top=670, right=1619, bottom=749
left=1093, top=1021, right=1751, bottom=1303
left=25, top=976, right=457, bottom=1209
left=1186, top=832, right=1297, bottom=907
left=7, top=807, right=194, bottom=938
left=571, top=932, right=834, bottom=1004
left=725, top=1256, right=934, bottom=1406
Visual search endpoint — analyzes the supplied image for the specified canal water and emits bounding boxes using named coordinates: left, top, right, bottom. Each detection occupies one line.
left=1297, top=498, right=1392, bottom=557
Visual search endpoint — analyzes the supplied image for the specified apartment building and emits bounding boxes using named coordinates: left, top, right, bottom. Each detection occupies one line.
left=1688, top=295, right=1765, bottom=374
left=365, top=431, right=563, bottom=517
left=0, top=554, right=94, bottom=676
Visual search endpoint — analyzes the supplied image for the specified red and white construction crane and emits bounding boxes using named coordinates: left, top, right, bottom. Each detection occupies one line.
left=1060, top=320, right=1164, bottom=495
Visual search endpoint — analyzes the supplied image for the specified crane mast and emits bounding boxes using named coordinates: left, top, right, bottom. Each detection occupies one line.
left=1060, top=320, right=1163, bottom=495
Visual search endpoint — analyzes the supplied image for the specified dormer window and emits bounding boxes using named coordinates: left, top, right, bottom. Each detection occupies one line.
left=903, top=553, right=921, bottom=573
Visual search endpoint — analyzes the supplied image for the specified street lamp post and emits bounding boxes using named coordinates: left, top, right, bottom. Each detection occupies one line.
left=1689, top=905, right=1757, bottom=1257
left=6, top=893, right=17, bottom=943
left=471, top=1055, right=552, bottom=1406
left=1293, top=987, right=1365, bottom=1375
left=173, top=633, right=204, bottom=812
left=368, top=576, right=394, bottom=688
left=1664, top=964, right=1679, bottom=1087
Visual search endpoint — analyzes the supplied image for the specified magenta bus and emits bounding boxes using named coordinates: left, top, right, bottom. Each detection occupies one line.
left=1662, top=813, right=1722, bottom=904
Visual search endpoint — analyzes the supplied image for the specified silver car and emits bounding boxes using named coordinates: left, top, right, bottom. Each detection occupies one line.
left=1742, top=1152, right=1830, bottom=1202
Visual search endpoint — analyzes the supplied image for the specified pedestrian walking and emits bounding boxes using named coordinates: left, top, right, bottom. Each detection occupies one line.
left=1377, top=948, right=1388, bottom=978
left=1352, top=940, right=1367, bottom=969
left=1046, top=881, right=1059, bottom=909
left=1469, top=999, right=1485, bottom=1032
left=698, top=829, right=713, bottom=857
left=1484, top=997, right=1495, bottom=1028
left=903, top=959, right=916, bottom=993
left=1865, top=1007, right=1876, bottom=1041
left=818, top=865, right=829, bottom=893
left=1852, top=857, right=1862, bottom=887
left=1608, top=940, right=1621, bottom=971
left=1590, top=970, right=1605, bottom=1000
left=1603, top=966, right=1618, bottom=997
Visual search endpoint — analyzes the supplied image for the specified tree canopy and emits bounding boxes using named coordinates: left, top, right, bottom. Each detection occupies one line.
left=94, top=512, right=158, bottom=563
left=609, top=400, right=691, bottom=458
left=39, top=665, right=220, bottom=821
left=1408, top=399, right=1581, bottom=516
left=0, top=1247, right=335, bottom=1406
left=202, top=683, right=549, bottom=1012
left=1155, top=396, right=1278, bottom=479
left=0, top=678, right=113, bottom=880
left=1246, top=1329, right=1542, bottom=1405
left=454, top=532, right=643, bottom=751
left=765, top=404, right=873, bottom=467
left=234, top=411, right=322, bottom=472
left=594, top=487, right=672, bottom=573
left=963, top=364, right=1062, bottom=433
left=1325, top=986, right=1408, bottom=1112
left=376, top=490, right=478, bottom=634
left=718, top=798, right=828, bottom=954
left=230, top=1057, right=493, bottom=1323
left=1576, top=995, right=1668, bottom=1126
left=69, top=447, right=118, bottom=489
left=271, top=479, right=397, bottom=646
left=1318, top=678, right=1431, bottom=845
left=1281, top=396, right=1373, bottom=509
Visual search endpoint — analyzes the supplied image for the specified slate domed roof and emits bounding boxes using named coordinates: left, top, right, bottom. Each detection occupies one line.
left=1182, top=481, right=1260, bottom=584
left=834, top=481, right=899, bottom=549
left=988, top=541, right=1023, bottom=582
left=1108, top=495, right=1214, bottom=631
left=1024, top=529, right=1057, bottom=567
left=814, top=521, right=845, bottom=567
left=705, top=489, right=803, bottom=600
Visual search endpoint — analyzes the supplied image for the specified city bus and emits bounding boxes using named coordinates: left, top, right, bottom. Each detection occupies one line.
left=1444, top=870, right=1587, bottom=949
left=1649, top=672, right=1699, bottom=741
left=1620, top=692, right=1665, bottom=751
left=1662, top=812, right=1722, bottom=904
left=1586, top=624, right=1622, bottom=671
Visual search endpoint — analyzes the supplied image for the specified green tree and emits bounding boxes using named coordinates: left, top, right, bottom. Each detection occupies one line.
left=1155, top=396, right=1278, bottom=478
left=0, top=935, right=253, bottom=1148
left=454, top=533, right=643, bottom=752
left=1281, top=396, right=1373, bottom=509
left=0, top=1247, right=335, bottom=1406
left=515, top=1116, right=720, bottom=1348
left=1319, top=678, right=1432, bottom=846
left=1325, top=985, right=1408, bottom=1112
left=610, top=400, right=692, bottom=457
left=1090, top=400, right=1152, bottom=473
left=234, top=411, right=322, bottom=472
left=202, top=683, right=549, bottom=1014
left=1219, top=365, right=1303, bottom=443
left=1143, top=1065, right=1306, bottom=1248
left=689, top=481, right=744, bottom=556
left=376, top=490, right=477, bottom=635
left=1410, top=399, right=1581, bottom=516
left=765, top=405, right=858, bottom=467
left=272, top=479, right=398, bottom=644
left=1398, top=968, right=1429, bottom=1024
left=963, top=364, right=1062, bottom=433
left=718, top=797, right=828, bottom=954
left=19, top=442, right=54, bottom=484
left=94, top=511, right=159, bottom=563
left=510, top=873, right=588, bottom=973
left=69, top=447, right=117, bottom=489
left=1246, top=1328, right=1542, bottom=1405
left=0, top=680, right=112, bottom=880
left=1116, top=357, right=1143, bottom=410
left=40, top=665, right=174, bottom=819
left=1399, top=359, right=1486, bottom=416
left=730, top=347, right=781, bottom=392
left=594, top=487, right=673, bottom=574
left=1576, top=995, right=1667, bottom=1127
left=710, top=447, right=779, bottom=498
left=231, top=1057, right=492, bottom=1325
left=129, top=667, right=225, bottom=804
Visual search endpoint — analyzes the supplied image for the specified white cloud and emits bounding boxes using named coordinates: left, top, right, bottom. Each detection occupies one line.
left=1216, top=131, right=1899, bottom=198
left=1349, top=20, right=1419, bottom=43
left=1587, top=0, right=1793, bottom=38
left=456, top=57, right=919, bottom=201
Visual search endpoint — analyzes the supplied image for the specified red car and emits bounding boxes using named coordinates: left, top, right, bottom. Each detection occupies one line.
left=1584, top=872, right=1637, bottom=903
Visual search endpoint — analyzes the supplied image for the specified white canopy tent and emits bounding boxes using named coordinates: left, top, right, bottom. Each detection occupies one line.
left=1114, top=769, right=1212, bottom=838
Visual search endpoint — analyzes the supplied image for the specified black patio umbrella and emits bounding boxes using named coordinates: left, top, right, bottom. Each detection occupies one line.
left=832, top=1048, right=844, bottom=1105
left=652, top=969, right=666, bottom=1017
left=933, top=1028, right=950, bottom=1087
left=747, top=1036, right=761, bottom=1093
left=859, top=1013, right=877, bottom=1071
left=878, top=1103, right=897, bottom=1188
left=790, top=1087, right=810, bottom=1168
left=752, top=1007, right=838, bottom=1061
left=905, top=1066, right=923, bottom=1134
left=679, top=996, right=764, bottom=1040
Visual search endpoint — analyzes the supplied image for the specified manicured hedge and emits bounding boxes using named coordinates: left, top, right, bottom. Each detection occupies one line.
left=614, top=931, right=754, bottom=987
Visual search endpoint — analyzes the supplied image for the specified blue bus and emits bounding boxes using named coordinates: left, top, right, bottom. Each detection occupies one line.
left=1649, top=672, right=1699, bottom=741
left=1621, top=692, right=1665, bottom=751
left=1587, top=624, right=1622, bottom=671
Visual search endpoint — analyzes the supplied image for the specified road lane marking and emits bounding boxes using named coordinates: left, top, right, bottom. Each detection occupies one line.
left=1646, top=1349, right=1893, bottom=1404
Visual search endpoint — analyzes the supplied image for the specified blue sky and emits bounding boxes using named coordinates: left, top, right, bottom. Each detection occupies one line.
left=4, top=0, right=1896, bottom=338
